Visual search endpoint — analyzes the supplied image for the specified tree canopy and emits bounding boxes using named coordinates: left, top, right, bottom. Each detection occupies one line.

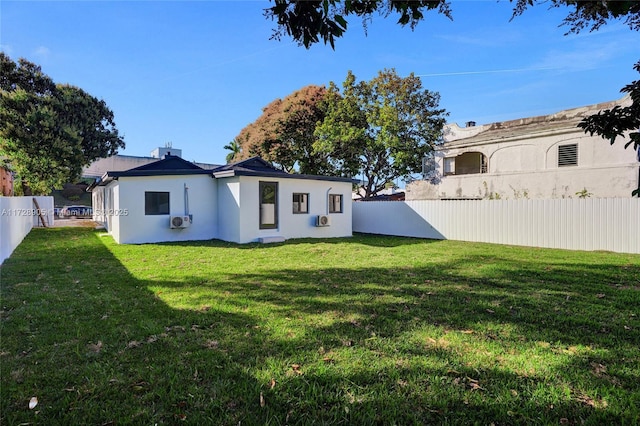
left=265, top=0, right=639, bottom=48
left=0, top=53, right=124, bottom=195
left=234, top=84, right=333, bottom=175
left=223, top=138, right=242, bottom=163
left=315, top=69, right=447, bottom=198
left=234, top=71, right=446, bottom=198
left=578, top=61, right=640, bottom=196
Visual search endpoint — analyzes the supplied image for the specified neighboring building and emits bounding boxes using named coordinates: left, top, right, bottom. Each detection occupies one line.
left=407, top=96, right=640, bottom=200
left=82, top=145, right=219, bottom=180
left=90, top=155, right=354, bottom=244
left=1, top=165, right=13, bottom=196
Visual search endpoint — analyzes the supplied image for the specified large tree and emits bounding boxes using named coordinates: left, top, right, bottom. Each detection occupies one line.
left=0, top=53, right=124, bottom=195
left=234, top=84, right=333, bottom=175
left=315, top=69, right=447, bottom=198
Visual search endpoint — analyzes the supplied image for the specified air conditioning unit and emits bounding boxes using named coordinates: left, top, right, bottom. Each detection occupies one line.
left=170, top=215, right=191, bottom=229
left=316, top=214, right=330, bottom=227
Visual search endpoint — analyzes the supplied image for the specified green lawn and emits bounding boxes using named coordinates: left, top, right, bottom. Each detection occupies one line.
left=1, top=228, right=639, bottom=425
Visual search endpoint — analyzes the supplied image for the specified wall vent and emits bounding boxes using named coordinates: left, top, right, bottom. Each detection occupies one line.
left=558, top=144, right=578, bottom=167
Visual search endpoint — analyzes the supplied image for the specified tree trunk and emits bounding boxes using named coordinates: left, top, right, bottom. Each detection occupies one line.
left=21, top=181, right=33, bottom=196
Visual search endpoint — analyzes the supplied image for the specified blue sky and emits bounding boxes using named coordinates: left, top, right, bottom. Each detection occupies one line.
left=2, top=1, right=639, bottom=166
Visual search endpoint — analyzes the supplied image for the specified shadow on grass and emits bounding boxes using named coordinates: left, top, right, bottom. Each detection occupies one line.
left=1, top=228, right=639, bottom=424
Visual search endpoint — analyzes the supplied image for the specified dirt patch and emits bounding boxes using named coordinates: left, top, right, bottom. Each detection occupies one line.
left=51, top=219, right=102, bottom=228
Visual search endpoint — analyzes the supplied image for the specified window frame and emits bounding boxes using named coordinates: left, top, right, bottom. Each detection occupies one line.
left=144, top=191, right=170, bottom=216
left=292, top=192, right=309, bottom=214
left=443, top=157, right=456, bottom=176
left=328, top=194, right=343, bottom=214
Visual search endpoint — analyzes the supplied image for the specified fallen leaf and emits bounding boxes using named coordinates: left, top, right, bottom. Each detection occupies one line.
left=596, top=293, right=606, bottom=299
left=269, top=378, right=276, bottom=389
left=29, top=396, right=38, bottom=409
left=461, top=330, right=474, bottom=334
left=260, top=392, right=265, bottom=408
left=486, top=309, right=495, bottom=314
left=87, top=341, right=103, bottom=353
left=204, top=340, right=219, bottom=349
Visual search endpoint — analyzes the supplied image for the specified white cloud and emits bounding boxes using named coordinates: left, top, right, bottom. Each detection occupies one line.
left=0, top=44, right=14, bottom=56
left=32, top=46, right=51, bottom=59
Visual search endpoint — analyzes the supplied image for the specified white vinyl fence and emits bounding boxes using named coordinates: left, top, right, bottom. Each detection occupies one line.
left=0, top=196, right=54, bottom=264
left=353, top=198, right=640, bottom=254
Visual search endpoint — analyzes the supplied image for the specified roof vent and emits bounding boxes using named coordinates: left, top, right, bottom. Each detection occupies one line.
left=465, top=121, right=476, bottom=128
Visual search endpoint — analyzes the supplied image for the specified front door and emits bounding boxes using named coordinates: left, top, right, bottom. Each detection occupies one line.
left=259, top=181, right=278, bottom=229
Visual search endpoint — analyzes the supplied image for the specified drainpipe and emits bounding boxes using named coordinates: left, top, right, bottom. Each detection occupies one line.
left=326, top=187, right=332, bottom=215
left=184, top=183, right=190, bottom=218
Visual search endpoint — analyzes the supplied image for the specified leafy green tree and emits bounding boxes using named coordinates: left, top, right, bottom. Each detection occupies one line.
left=0, top=53, right=124, bottom=195
left=265, top=0, right=451, bottom=48
left=223, top=138, right=242, bottom=163
left=235, top=85, right=332, bottom=174
left=265, top=0, right=638, bottom=48
left=315, top=69, right=447, bottom=198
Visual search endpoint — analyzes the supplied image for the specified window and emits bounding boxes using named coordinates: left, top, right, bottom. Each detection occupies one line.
left=443, top=157, right=455, bottom=176
left=329, top=194, right=343, bottom=213
left=558, top=143, right=578, bottom=167
left=259, top=181, right=278, bottom=229
left=145, top=191, right=170, bottom=215
left=293, top=193, right=309, bottom=214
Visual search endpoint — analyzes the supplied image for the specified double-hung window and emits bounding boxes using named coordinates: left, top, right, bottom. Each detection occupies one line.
left=329, top=194, right=343, bottom=213
left=293, top=193, right=309, bottom=214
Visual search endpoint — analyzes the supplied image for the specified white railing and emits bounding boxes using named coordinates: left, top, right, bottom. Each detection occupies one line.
left=0, top=196, right=54, bottom=264
left=353, top=198, right=640, bottom=254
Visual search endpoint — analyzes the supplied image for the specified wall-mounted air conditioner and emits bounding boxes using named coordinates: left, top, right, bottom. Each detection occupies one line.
left=316, top=215, right=330, bottom=227
left=170, top=215, right=191, bottom=229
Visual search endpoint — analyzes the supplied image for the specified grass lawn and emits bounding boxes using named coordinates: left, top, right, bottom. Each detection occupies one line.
left=1, top=228, right=639, bottom=425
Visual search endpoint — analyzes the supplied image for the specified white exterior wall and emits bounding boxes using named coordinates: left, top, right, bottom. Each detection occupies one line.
left=353, top=199, right=640, bottom=254
left=223, top=176, right=352, bottom=244
left=217, top=177, right=241, bottom=243
left=0, top=196, right=54, bottom=264
left=104, top=175, right=217, bottom=244
left=93, top=173, right=353, bottom=245
left=410, top=131, right=638, bottom=200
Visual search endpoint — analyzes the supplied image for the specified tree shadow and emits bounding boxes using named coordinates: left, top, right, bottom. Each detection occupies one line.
left=1, top=229, right=638, bottom=424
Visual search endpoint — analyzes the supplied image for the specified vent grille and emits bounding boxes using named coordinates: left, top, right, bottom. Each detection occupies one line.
left=558, top=144, right=578, bottom=167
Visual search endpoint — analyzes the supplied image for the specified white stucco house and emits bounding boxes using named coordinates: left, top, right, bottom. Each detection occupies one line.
left=407, top=96, right=640, bottom=200
left=90, top=155, right=354, bottom=244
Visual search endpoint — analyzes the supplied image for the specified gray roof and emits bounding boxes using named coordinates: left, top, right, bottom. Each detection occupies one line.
left=92, top=155, right=355, bottom=188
